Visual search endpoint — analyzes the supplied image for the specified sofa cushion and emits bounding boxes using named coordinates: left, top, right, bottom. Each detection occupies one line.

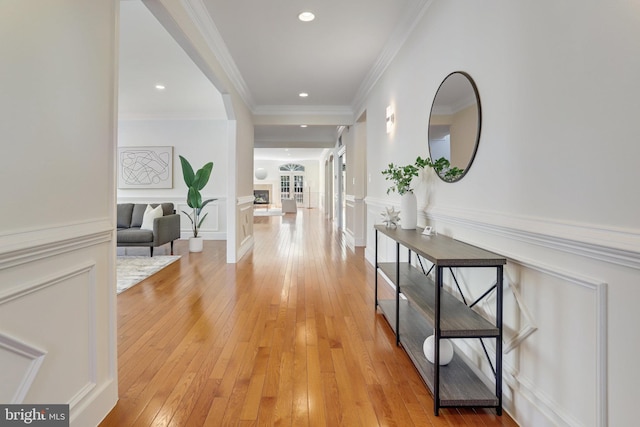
left=131, top=203, right=174, bottom=227
left=141, top=204, right=163, bottom=230
left=130, top=204, right=147, bottom=228
left=117, top=228, right=153, bottom=243
left=159, top=203, right=174, bottom=216
left=117, top=203, right=134, bottom=228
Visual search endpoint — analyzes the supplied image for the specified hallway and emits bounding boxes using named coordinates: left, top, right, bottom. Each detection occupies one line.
left=101, top=209, right=517, bottom=426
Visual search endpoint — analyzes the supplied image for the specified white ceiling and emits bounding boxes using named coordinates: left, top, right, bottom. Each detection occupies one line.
left=202, top=0, right=415, bottom=108
left=118, top=1, right=226, bottom=120
left=119, top=0, right=431, bottom=161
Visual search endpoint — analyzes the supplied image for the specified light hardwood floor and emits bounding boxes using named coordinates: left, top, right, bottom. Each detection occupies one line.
left=101, top=209, right=518, bottom=426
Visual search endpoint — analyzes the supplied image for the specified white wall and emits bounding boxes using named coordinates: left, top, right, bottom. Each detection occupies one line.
left=364, top=1, right=640, bottom=426
left=146, top=0, right=256, bottom=262
left=234, top=111, right=256, bottom=261
left=117, top=119, right=228, bottom=239
left=342, top=124, right=367, bottom=247
left=0, top=1, right=118, bottom=425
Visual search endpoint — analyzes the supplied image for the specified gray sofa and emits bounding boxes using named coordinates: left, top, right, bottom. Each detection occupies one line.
left=117, top=203, right=181, bottom=256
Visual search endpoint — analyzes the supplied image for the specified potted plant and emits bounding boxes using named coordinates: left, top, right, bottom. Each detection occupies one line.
left=382, top=156, right=464, bottom=229
left=179, top=155, right=216, bottom=252
left=381, top=162, right=420, bottom=229
left=381, top=163, right=420, bottom=196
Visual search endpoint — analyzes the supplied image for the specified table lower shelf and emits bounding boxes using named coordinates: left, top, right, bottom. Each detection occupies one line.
left=378, top=299, right=500, bottom=408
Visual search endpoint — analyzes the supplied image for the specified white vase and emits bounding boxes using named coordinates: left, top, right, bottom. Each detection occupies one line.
left=400, top=192, right=417, bottom=229
left=423, top=335, right=454, bottom=365
left=189, top=236, right=203, bottom=252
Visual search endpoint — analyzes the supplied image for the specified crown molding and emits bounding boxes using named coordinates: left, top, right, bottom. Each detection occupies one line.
left=181, top=0, right=255, bottom=110
left=352, top=0, right=434, bottom=114
left=252, top=105, right=354, bottom=127
left=253, top=105, right=354, bottom=117
left=181, top=0, right=433, bottom=118
left=118, top=112, right=227, bottom=121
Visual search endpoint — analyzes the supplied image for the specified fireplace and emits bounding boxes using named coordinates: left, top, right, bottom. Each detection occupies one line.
left=254, top=190, right=270, bottom=205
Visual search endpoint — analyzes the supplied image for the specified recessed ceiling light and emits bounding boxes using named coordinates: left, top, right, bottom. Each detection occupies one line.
left=284, top=148, right=289, bottom=151
left=299, top=92, right=309, bottom=98
left=300, top=125, right=308, bottom=128
left=155, top=84, right=165, bottom=90
left=298, top=11, right=315, bottom=22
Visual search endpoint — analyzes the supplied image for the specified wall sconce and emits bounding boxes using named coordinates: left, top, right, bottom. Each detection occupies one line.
left=386, top=105, right=395, bottom=134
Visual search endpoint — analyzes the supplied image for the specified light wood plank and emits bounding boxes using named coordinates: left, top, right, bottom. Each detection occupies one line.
left=100, top=210, right=518, bottom=427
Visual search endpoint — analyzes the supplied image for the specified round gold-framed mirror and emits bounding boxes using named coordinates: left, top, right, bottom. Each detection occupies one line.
left=428, top=71, right=481, bottom=182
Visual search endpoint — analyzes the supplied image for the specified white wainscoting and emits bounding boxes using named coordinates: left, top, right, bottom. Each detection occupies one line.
left=427, top=205, right=640, bottom=270
left=237, top=196, right=255, bottom=261
left=177, top=202, right=224, bottom=239
left=449, top=259, right=607, bottom=427
left=116, top=196, right=227, bottom=240
left=364, top=197, right=639, bottom=270
left=0, top=333, right=47, bottom=403
left=0, top=220, right=112, bottom=270
left=363, top=199, right=623, bottom=427
left=0, top=220, right=117, bottom=425
left=509, top=259, right=607, bottom=427
left=345, top=195, right=366, bottom=249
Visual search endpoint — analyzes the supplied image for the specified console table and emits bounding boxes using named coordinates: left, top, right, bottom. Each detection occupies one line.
left=374, top=225, right=506, bottom=415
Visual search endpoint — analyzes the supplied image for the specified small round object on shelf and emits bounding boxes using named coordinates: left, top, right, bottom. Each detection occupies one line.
left=423, top=335, right=454, bottom=365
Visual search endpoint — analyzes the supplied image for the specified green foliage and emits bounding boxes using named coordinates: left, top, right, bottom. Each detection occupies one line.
left=416, top=156, right=464, bottom=182
left=382, top=156, right=465, bottom=195
left=179, top=155, right=216, bottom=237
left=381, top=163, right=420, bottom=195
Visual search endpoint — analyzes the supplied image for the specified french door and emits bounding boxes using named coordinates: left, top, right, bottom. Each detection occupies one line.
left=280, top=173, right=304, bottom=205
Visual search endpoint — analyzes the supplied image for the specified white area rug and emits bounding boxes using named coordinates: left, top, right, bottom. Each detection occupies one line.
left=116, top=255, right=180, bottom=294
left=253, top=208, right=284, bottom=217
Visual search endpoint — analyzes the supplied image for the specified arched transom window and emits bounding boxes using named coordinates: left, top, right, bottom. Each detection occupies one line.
left=279, top=163, right=305, bottom=172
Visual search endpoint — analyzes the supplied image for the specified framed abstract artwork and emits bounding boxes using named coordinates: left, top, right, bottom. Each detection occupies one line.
left=117, top=146, right=173, bottom=189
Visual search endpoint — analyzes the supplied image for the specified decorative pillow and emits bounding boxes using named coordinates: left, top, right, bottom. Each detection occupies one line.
left=140, top=204, right=163, bottom=230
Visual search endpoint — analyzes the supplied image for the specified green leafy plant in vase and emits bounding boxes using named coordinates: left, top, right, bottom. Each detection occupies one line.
left=381, top=161, right=421, bottom=229
left=381, top=156, right=464, bottom=229
left=179, top=155, right=216, bottom=252
left=381, top=163, right=420, bottom=195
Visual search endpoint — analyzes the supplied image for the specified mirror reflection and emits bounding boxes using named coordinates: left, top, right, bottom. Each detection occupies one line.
left=428, top=71, right=481, bottom=182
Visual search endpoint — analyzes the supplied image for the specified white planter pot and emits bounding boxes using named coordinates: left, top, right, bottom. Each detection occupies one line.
left=189, top=236, right=203, bottom=252
left=400, top=192, right=417, bottom=229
